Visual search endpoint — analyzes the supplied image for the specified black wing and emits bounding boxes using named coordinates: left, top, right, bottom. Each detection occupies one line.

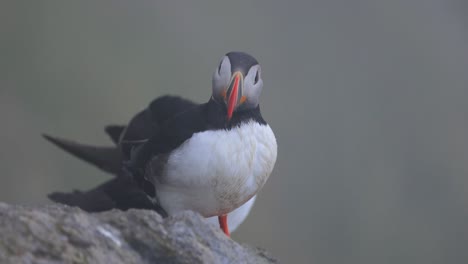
left=43, top=124, right=126, bottom=175
left=45, top=95, right=198, bottom=214
left=119, top=96, right=197, bottom=159
left=122, top=95, right=197, bottom=142
left=126, top=100, right=215, bottom=197
left=43, top=134, right=123, bottom=175
left=43, top=96, right=197, bottom=175
left=48, top=174, right=167, bottom=216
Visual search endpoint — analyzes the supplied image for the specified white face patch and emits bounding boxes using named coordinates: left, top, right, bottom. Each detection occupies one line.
left=243, top=65, right=263, bottom=108
left=212, top=56, right=232, bottom=102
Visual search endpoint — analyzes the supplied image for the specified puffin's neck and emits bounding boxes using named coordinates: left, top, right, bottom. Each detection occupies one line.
left=205, top=98, right=266, bottom=130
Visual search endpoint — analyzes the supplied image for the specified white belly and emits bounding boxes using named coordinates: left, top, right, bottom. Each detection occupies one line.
left=153, top=121, right=277, bottom=217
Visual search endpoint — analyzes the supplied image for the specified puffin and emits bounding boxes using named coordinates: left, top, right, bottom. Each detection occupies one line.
left=45, top=51, right=277, bottom=237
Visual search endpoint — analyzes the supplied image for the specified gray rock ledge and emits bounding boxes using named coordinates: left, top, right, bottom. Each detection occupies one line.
left=0, top=203, right=277, bottom=264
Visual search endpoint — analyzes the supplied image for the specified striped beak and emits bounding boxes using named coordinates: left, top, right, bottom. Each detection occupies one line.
left=226, top=71, right=244, bottom=121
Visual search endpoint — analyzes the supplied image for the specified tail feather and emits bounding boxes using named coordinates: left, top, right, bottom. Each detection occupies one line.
left=43, top=134, right=122, bottom=175
left=48, top=190, right=116, bottom=212
left=43, top=132, right=168, bottom=217
left=48, top=176, right=167, bottom=216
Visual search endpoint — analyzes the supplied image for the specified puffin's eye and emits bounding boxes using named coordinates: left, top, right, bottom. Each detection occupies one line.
left=218, top=61, right=223, bottom=75
left=254, top=70, right=259, bottom=84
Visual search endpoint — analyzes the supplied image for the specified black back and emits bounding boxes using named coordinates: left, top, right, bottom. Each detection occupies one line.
left=119, top=96, right=197, bottom=158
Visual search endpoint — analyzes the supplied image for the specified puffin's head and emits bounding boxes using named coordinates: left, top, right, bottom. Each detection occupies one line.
left=212, top=52, right=263, bottom=121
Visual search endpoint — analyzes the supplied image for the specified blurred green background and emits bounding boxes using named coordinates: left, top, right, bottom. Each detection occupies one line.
left=2, top=1, right=468, bottom=263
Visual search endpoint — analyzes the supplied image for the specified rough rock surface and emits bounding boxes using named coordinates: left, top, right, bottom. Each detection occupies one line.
left=0, top=203, right=277, bottom=264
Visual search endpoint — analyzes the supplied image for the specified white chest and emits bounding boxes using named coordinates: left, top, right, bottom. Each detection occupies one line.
left=154, top=121, right=277, bottom=217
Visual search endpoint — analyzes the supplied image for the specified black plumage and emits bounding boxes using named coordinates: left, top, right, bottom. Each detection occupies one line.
left=46, top=96, right=198, bottom=215
left=45, top=95, right=265, bottom=213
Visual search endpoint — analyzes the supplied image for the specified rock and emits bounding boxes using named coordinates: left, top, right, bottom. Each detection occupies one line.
left=0, top=203, right=277, bottom=264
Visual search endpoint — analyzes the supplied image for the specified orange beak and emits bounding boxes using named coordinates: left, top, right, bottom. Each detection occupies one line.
left=226, top=71, right=243, bottom=121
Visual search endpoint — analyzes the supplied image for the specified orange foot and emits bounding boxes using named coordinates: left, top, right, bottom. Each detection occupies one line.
left=218, top=214, right=230, bottom=237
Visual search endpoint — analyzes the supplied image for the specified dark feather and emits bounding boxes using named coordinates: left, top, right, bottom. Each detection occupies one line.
left=43, top=134, right=122, bottom=175
left=105, top=125, right=126, bottom=145
left=45, top=96, right=198, bottom=213
left=119, top=96, right=197, bottom=159
left=147, top=95, right=197, bottom=125
left=48, top=175, right=167, bottom=216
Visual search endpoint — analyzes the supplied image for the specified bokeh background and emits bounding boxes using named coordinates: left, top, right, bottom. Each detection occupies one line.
left=2, top=1, right=468, bottom=263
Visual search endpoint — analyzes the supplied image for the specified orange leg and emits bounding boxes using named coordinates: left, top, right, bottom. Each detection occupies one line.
left=218, top=214, right=230, bottom=237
